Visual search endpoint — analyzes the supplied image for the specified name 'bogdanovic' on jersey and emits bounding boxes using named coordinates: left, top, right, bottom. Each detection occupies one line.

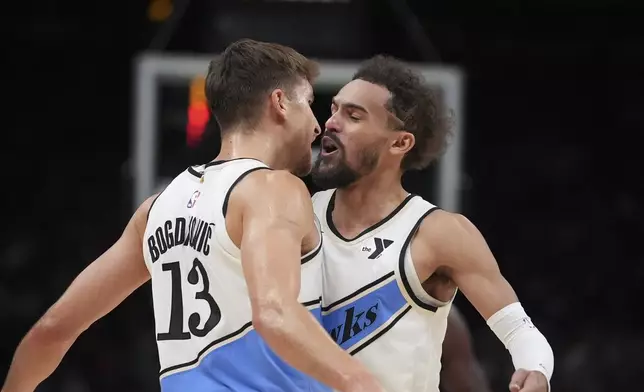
left=143, top=158, right=329, bottom=392
left=313, top=189, right=455, bottom=392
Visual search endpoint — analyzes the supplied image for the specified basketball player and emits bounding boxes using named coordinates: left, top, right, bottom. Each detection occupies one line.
left=440, top=307, right=491, bottom=392
left=2, top=40, right=381, bottom=392
left=311, top=55, right=554, bottom=392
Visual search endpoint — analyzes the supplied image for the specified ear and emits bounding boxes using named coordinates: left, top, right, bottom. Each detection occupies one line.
left=390, top=131, right=415, bottom=157
left=269, top=88, right=288, bottom=122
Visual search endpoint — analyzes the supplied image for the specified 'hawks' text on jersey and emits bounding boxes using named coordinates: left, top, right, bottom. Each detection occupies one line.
left=313, top=189, right=454, bottom=392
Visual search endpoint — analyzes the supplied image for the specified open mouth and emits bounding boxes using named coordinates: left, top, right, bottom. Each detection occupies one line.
left=321, top=136, right=339, bottom=156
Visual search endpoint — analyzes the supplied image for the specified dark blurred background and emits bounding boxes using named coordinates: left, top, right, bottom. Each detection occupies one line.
left=3, top=0, right=643, bottom=391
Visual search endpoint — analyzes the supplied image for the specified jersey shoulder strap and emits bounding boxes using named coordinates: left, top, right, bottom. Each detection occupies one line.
left=311, top=189, right=335, bottom=215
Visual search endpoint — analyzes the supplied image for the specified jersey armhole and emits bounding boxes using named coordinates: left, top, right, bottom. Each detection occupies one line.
left=217, top=167, right=321, bottom=265
left=396, top=206, right=449, bottom=312
left=301, top=214, right=323, bottom=265
left=213, top=166, right=273, bottom=258
left=142, top=192, right=163, bottom=273
left=146, top=190, right=165, bottom=223
left=221, top=167, right=273, bottom=217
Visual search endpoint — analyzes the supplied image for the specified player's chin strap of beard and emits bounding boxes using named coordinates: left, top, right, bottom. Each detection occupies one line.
left=487, top=302, right=554, bottom=392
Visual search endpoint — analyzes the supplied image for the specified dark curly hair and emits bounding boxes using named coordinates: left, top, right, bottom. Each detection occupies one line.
left=352, top=55, right=453, bottom=170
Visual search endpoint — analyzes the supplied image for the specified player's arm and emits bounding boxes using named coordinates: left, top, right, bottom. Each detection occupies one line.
left=418, top=211, right=553, bottom=392
left=440, top=307, right=491, bottom=392
left=236, top=170, right=380, bottom=392
left=2, top=196, right=155, bottom=392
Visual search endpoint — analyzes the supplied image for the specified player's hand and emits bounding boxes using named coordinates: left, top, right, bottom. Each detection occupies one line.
left=509, top=369, right=549, bottom=392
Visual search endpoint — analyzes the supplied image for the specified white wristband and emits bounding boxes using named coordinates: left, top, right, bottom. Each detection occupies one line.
left=487, top=302, right=554, bottom=387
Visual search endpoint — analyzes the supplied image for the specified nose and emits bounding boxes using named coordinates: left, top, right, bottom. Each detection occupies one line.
left=325, top=113, right=340, bottom=133
left=313, top=119, right=321, bottom=137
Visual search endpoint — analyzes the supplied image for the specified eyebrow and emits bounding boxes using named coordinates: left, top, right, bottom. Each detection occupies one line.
left=331, top=97, right=368, bottom=113
left=332, top=97, right=405, bottom=129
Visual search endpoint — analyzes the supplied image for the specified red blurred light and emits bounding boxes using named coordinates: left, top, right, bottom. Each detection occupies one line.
left=187, top=101, right=209, bottom=147
left=188, top=101, right=209, bottom=127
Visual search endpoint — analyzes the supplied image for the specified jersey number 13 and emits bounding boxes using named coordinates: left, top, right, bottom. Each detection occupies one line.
left=156, top=257, right=221, bottom=341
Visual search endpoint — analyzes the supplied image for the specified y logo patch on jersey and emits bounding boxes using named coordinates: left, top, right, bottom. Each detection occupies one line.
left=187, top=190, right=201, bottom=208
left=364, top=237, right=394, bottom=259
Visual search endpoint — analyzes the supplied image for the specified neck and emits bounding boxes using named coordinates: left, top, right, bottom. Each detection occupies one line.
left=214, top=124, right=288, bottom=170
left=333, top=166, right=408, bottom=232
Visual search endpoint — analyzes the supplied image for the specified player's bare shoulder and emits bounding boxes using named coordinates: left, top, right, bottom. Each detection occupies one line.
left=413, top=209, right=499, bottom=278
left=411, top=209, right=490, bottom=297
left=226, top=169, right=317, bottom=249
left=233, top=169, right=312, bottom=213
left=417, top=210, right=480, bottom=254
left=253, top=169, right=311, bottom=200
left=406, top=210, right=465, bottom=302
left=410, top=210, right=459, bottom=265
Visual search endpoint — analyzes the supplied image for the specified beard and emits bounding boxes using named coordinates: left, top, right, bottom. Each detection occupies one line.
left=311, top=145, right=379, bottom=190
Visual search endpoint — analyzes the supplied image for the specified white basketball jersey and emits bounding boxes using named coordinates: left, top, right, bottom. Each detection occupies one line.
left=313, top=189, right=454, bottom=392
left=143, top=158, right=329, bottom=392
